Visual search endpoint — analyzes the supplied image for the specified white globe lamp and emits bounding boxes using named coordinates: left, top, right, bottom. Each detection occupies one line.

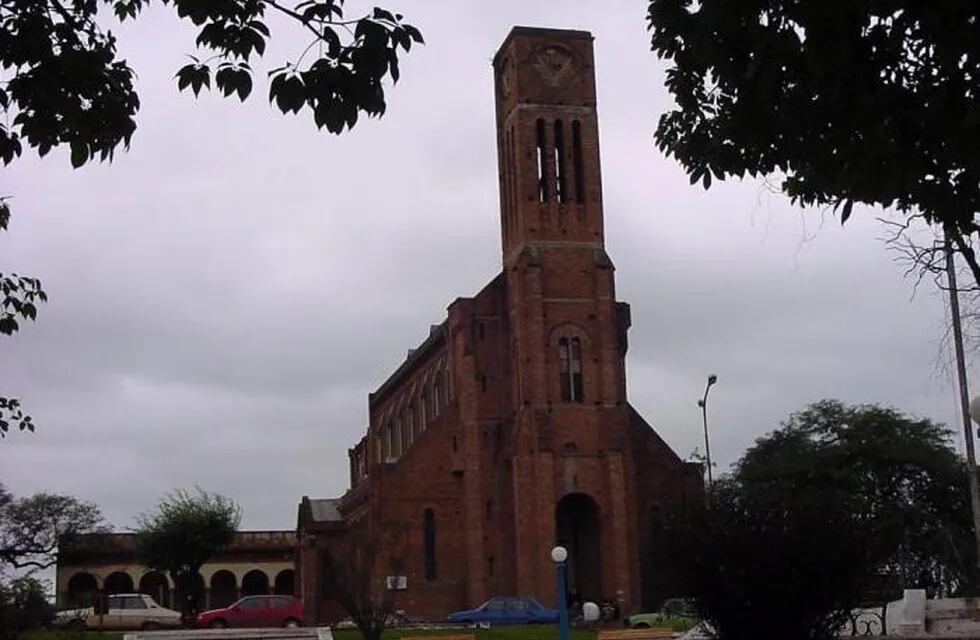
left=551, top=545, right=568, bottom=564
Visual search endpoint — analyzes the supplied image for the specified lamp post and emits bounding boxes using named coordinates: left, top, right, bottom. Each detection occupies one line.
left=552, top=546, right=569, bottom=640
left=697, top=374, right=718, bottom=489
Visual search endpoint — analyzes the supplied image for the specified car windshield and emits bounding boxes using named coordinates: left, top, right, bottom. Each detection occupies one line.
left=524, top=598, right=543, bottom=610
left=480, top=599, right=507, bottom=611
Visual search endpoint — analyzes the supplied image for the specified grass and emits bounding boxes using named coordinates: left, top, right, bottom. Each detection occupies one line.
left=334, top=626, right=597, bottom=640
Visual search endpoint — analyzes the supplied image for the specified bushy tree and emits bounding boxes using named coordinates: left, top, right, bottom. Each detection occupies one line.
left=654, top=400, right=975, bottom=640
left=646, top=2, right=980, bottom=285
left=0, top=483, right=108, bottom=571
left=0, top=576, right=55, bottom=640
left=135, top=490, right=240, bottom=621
left=658, top=478, right=880, bottom=640
left=738, top=400, right=976, bottom=595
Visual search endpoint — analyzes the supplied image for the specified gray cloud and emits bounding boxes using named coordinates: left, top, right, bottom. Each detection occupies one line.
left=0, top=0, right=970, bottom=534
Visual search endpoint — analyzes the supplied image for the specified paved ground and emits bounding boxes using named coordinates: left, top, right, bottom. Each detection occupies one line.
left=125, top=628, right=334, bottom=640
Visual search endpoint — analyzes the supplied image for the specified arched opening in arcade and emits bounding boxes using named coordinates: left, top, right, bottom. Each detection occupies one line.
left=241, top=570, right=269, bottom=596
left=210, top=570, right=238, bottom=608
left=210, top=569, right=238, bottom=609
left=138, top=572, right=171, bottom=608
left=555, top=492, right=602, bottom=600
left=66, top=572, right=98, bottom=607
left=103, top=571, right=134, bottom=595
left=273, top=569, right=295, bottom=596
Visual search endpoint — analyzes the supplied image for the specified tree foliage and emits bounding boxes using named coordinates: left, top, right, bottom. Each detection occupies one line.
left=0, top=575, right=55, bottom=640
left=654, top=400, right=975, bottom=640
left=0, top=482, right=108, bottom=571
left=659, top=478, right=879, bottom=640
left=738, top=399, right=976, bottom=595
left=1, top=0, right=423, bottom=167
left=646, top=2, right=980, bottom=282
left=135, top=489, right=240, bottom=618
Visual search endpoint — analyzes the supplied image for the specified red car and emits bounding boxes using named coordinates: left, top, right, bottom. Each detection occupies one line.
left=195, top=595, right=303, bottom=628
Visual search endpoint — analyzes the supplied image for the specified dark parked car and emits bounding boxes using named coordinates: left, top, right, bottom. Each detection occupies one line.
left=194, top=595, right=303, bottom=628
left=448, top=597, right=560, bottom=625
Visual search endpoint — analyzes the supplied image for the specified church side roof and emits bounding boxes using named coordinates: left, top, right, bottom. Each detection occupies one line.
left=369, top=321, right=447, bottom=407
left=307, top=498, right=343, bottom=523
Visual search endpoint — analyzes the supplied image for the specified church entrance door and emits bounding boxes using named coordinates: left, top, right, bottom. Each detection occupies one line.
left=555, top=493, right=601, bottom=601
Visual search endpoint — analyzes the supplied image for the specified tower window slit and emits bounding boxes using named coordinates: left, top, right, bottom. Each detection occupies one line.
left=572, top=120, right=585, bottom=204
left=509, top=126, right=518, bottom=228
left=559, top=337, right=584, bottom=403
left=536, top=118, right=548, bottom=203
left=554, top=120, right=567, bottom=204
left=504, top=129, right=513, bottom=233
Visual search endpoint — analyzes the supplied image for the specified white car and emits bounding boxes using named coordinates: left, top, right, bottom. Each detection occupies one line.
left=56, top=593, right=182, bottom=630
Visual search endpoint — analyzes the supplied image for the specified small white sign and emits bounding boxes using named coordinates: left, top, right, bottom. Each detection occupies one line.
left=385, top=575, right=407, bottom=590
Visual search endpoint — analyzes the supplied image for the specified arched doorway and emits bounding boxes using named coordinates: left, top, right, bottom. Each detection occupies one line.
left=67, top=572, right=98, bottom=606
left=273, top=569, right=295, bottom=595
left=210, top=570, right=238, bottom=608
left=555, top=493, right=601, bottom=600
left=103, top=571, right=134, bottom=595
left=241, top=570, right=269, bottom=596
left=139, top=572, right=170, bottom=608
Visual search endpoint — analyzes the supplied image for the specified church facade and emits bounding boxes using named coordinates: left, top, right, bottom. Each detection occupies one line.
left=297, top=26, right=701, bottom=624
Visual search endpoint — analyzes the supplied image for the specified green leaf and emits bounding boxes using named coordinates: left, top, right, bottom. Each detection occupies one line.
left=70, top=142, right=88, bottom=168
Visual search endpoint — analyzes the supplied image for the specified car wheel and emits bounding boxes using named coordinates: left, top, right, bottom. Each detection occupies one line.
left=210, top=619, right=229, bottom=629
left=283, top=619, right=300, bottom=628
left=141, top=622, right=162, bottom=631
left=633, top=622, right=650, bottom=629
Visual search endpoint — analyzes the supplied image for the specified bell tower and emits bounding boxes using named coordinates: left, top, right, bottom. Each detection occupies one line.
left=492, top=28, right=637, bottom=611
left=493, top=27, right=605, bottom=265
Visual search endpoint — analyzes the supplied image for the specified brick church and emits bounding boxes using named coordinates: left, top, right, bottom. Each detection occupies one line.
left=297, top=26, right=701, bottom=624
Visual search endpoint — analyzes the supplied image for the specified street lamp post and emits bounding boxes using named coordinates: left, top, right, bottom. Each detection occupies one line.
left=551, top=546, right=569, bottom=640
left=697, top=374, right=718, bottom=489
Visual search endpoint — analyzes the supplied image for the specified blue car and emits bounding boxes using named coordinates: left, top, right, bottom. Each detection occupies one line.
left=448, top=597, right=560, bottom=625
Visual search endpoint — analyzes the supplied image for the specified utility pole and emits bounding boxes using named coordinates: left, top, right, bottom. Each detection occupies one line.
left=943, top=223, right=980, bottom=570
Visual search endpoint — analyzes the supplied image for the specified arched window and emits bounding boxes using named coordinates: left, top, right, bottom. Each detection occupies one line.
left=554, top=120, right=567, bottom=203
left=405, top=407, right=414, bottom=446
left=384, top=422, right=394, bottom=459
left=572, top=120, right=585, bottom=203
left=536, top=118, right=548, bottom=202
left=429, top=382, right=438, bottom=417
left=432, top=378, right=442, bottom=418
left=423, top=509, right=437, bottom=580
left=559, top=337, right=584, bottom=402
left=393, top=418, right=403, bottom=458
left=419, top=391, right=428, bottom=429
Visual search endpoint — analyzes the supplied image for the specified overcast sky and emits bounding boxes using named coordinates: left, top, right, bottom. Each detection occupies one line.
left=1, top=1, right=973, bottom=533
